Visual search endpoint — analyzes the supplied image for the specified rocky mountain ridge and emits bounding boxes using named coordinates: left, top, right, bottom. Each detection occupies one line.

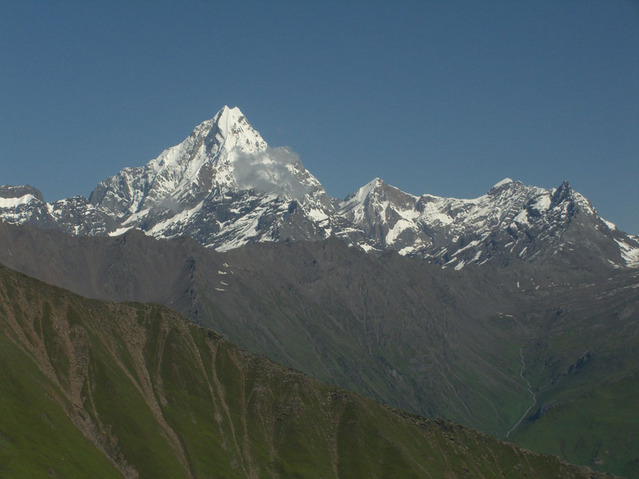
left=1, top=105, right=638, bottom=268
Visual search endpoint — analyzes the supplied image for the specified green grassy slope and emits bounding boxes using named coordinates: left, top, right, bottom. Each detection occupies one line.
left=0, top=264, right=611, bottom=478
left=507, top=272, right=639, bottom=478
left=0, top=333, right=123, bottom=478
left=0, top=224, right=637, bottom=476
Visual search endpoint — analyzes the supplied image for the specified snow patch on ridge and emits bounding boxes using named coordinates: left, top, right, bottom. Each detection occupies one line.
left=493, top=178, right=514, bottom=188
left=148, top=201, right=205, bottom=236
left=532, top=195, right=551, bottom=212
left=615, top=238, right=639, bottom=268
left=0, top=194, right=37, bottom=209
left=385, top=218, right=415, bottom=245
left=108, top=226, right=134, bottom=237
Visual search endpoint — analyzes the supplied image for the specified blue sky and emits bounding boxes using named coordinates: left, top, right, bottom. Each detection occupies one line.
left=1, top=1, right=638, bottom=233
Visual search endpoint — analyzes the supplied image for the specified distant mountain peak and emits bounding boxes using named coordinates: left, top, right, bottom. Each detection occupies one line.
left=487, top=178, right=529, bottom=196
left=215, top=104, right=244, bottom=122
left=187, top=105, right=267, bottom=157
left=492, top=177, right=515, bottom=189
left=551, top=180, right=573, bottom=201
left=1, top=106, right=637, bottom=269
left=218, top=104, right=239, bottom=115
left=350, top=177, right=384, bottom=197
left=0, top=185, right=44, bottom=202
left=204, top=105, right=253, bottom=141
left=345, top=177, right=408, bottom=201
left=86, top=106, right=272, bottom=218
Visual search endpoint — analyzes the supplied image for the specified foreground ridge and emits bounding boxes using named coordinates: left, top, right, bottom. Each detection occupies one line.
left=0, top=263, right=614, bottom=478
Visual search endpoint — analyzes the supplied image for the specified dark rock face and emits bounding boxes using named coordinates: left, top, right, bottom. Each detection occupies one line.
left=0, top=184, right=45, bottom=201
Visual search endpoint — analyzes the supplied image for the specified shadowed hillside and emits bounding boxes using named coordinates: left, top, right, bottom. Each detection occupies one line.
left=1, top=222, right=639, bottom=477
left=0, top=264, right=613, bottom=478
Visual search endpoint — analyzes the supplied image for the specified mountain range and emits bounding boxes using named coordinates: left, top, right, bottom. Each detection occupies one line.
left=1, top=106, right=638, bottom=269
left=1, top=106, right=638, bottom=477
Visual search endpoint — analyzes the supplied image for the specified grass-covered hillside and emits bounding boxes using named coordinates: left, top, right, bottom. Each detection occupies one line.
left=1, top=223, right=638, bottom=477
left=0, top=264, right=612, bottom=478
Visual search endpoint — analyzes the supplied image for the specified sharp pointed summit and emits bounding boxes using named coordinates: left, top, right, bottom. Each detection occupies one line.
left=1, top=105, right=638, bottom=269
left=82, top=106, right=334, bottom=249
left=194, top=105, right=267, bottom=155
left=212, top=105, right=245, bottom=127
left=88, top=106, right=268, bottom=218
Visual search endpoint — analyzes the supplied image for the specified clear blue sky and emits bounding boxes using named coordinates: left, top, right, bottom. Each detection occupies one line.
left=1, top=1, right=638, bottom=233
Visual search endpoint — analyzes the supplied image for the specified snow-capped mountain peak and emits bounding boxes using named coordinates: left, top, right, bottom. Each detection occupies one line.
left=1, top=106, right=638, bottom=269
left=491, top=177, right=515, bottom=189
left=0, top=185, right=43, bottom=208
left=80, top=106, right=333, bottom=248
left=89, top=106, right=271, bottom=219
left=193, top=105, right=267, bottom=155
